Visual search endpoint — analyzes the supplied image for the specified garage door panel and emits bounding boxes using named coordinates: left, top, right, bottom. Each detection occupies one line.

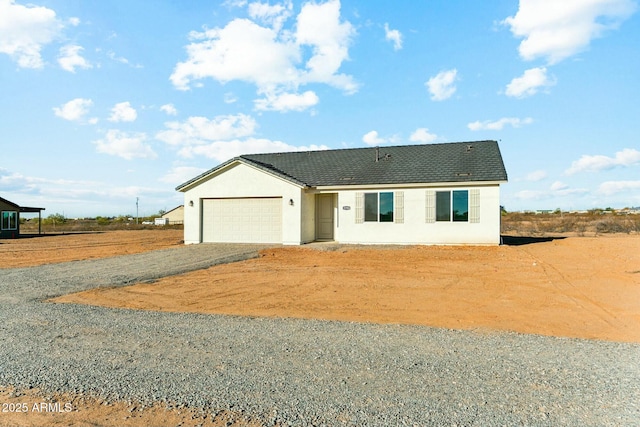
left=202, top=198, right=282, bottom=243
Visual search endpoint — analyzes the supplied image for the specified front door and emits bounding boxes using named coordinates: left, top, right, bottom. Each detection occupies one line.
left=316, top=194, right=334, bottom=240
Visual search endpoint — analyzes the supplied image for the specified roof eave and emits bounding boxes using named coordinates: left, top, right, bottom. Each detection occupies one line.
left=175, top=157, right=240, bottom=192
left=176, top=157, right=307, bottom=192
left=313, top=179, right=508, bottom=191
left=20, top=206, right=45, bottom=213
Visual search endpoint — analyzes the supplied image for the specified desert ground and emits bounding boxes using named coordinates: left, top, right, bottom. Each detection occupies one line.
left=1, top=229, right=639, bottom=426
left=0, top=229, right=184, bottom=268
left=53, top=234, right=640, bottom=343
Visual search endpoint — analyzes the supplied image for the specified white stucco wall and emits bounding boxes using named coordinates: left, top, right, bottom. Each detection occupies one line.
left=333, top=185, right=502, bottom=245
left=181, top=163, right=304, bottom=245
left=300, top=191, right=316, bottom=243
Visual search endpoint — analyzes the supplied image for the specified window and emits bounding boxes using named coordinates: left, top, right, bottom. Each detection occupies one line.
left=364, top=192, right=394, bottom=222
left=356, top=192, right=403, bottom=224
left=452, top=190, right=469, bottom=221
left=1, top=211, right=17, bottom=230
left=436, top=191, right=451, bottom=221
left=364, top=193, right=378, bottom=222
left=435, top=190, right=468, bottom=222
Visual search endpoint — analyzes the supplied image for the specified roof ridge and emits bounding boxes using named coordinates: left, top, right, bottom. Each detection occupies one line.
left=241, top=140, right=498, bottom=157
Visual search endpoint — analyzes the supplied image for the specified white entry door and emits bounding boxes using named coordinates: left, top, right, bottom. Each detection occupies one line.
left=202, top=198, right=282, bottom=243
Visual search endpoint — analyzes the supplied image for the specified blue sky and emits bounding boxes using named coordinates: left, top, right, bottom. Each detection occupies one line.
left=1, top=0, right=639, bottom=218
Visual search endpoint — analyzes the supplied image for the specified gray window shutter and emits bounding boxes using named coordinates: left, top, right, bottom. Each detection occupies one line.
left=469, top=189, right=480, bottom=223
left=355, top=192, right=364, bottom=224
left=394, top=191, right=404, bottom=224
left=425, top=190, right=435, bottom=223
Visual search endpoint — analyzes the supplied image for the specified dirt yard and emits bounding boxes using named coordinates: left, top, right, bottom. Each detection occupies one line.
left=2, top=230, right=640, bottom=426
left=0, top=387, right=262, bottom=427
left=54, top=234, right=640, bottom=343
left=0, top=230, right=184, bottom=268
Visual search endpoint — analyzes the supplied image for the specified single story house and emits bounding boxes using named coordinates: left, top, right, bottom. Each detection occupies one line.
left=0, top=196, right=45, bottom=238
left=161, top=205, right=184, bottom=225
left=176, top=140, right=508, bottom=245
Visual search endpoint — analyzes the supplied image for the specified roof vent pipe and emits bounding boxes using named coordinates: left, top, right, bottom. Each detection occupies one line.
left=375, top=146, right=380, bottom=162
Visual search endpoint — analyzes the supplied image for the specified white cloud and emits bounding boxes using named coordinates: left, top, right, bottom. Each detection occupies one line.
left=0, top=167, right=30, bottom=192
left=53, top=98, right=94, bottom=122
left=515, top=181, right=588, bottom=200
left=550, top=181, right=568, bottom=191
left=156, top=114, right=258, bottom=146
left=525, top=170, right=547, bottom=182
left=170, top=0, right=357, bottom=104
left=409, top=128, right=437, bottom=143
left=156, top=112, right=329, bottom=162
left=178, top=137, right=329, bottom=162
left=362, top=130, right=385, bottom=146
left=248, top=0, right=293, bottom=31
left=106, top=50, right=142, bottom=68
left=426, top=69, right=458, bottom=101
left=384, top=23, right=403, bottom=50
left=468, top=117, right=533, bottom=131
left=93, top=130, right=156, bottom=160
left=598, top=180, right=640, bottom=196
left=224, top=92, right=238, bottom=104
left=160, top=103, right=178, bottom=116
left=503, top=0, right=637, bottom=64
left=170, top=19, right=299, bottom=91
left=1, top=166, right=179, bottom=217
left=295, top=0, right=356, bottom=91
left=566, top=148, right=640, bottom=174
left=58, top=44, right=91, bottom=73
left=0, top=166, right=101, bottom=197
left=160, top=166, right=208, bottom=184
left=0, top=0, right=63, bottom=68
left=514, top=189, right=546, bottom=200
left=505, top=67, right=555, bottom=98
left=108, top=102, right=137, bottom=123
left=254, top=90, right=319, bottom=112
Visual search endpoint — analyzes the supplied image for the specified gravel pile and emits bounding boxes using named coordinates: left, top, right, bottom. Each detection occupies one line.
left=1, top=243, right=639, bottom=426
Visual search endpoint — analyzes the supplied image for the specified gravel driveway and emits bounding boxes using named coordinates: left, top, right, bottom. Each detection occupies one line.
left=1, top=243, right=639, bottom=426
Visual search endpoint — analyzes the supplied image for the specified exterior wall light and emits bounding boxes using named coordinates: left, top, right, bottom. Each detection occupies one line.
left=189, top=200, right=194, bottom=207
left=289, top=199, right=294, bottom=206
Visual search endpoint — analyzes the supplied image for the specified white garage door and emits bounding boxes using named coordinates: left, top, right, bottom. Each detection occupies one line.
left=202, top=198, right=282, bottom=243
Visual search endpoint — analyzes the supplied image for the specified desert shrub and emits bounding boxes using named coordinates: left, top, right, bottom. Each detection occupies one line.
left=42, top=213, right=67, bottom=226
left=95, top=216, right=111, bottom=226
left=595, top=219, right=629, bottom=234
left=501, top=212, right=635, bottom=235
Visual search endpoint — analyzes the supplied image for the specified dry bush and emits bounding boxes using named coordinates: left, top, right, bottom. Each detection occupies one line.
left=20, top=219, right=183, bottom=234
left=502, top=212, right=639, bottom=236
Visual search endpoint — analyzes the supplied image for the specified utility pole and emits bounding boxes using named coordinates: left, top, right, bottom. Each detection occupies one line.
left=136, top=197, right=139, bottom=225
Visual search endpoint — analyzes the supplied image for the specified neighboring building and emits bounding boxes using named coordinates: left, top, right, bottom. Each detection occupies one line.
left=161, top=205, right=184, bottom=225
left=0, top=196, right=45, bottom=238
left=176, top=140, right=508, bottom=245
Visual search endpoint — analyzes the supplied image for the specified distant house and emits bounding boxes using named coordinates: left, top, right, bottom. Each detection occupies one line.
left=176, top=140, right=508, bottom=245
left=161, top=205, right=184, bottom=225
left=0, top=196, right=45, bottom=238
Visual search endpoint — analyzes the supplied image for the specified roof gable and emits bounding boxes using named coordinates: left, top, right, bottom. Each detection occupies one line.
left=177, top=140, right=508, bottom=191
left=0, top=196, right=20, bottom=209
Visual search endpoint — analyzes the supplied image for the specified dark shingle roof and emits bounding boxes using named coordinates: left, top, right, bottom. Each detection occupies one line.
left=177, top=140, right=507, bottom=191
